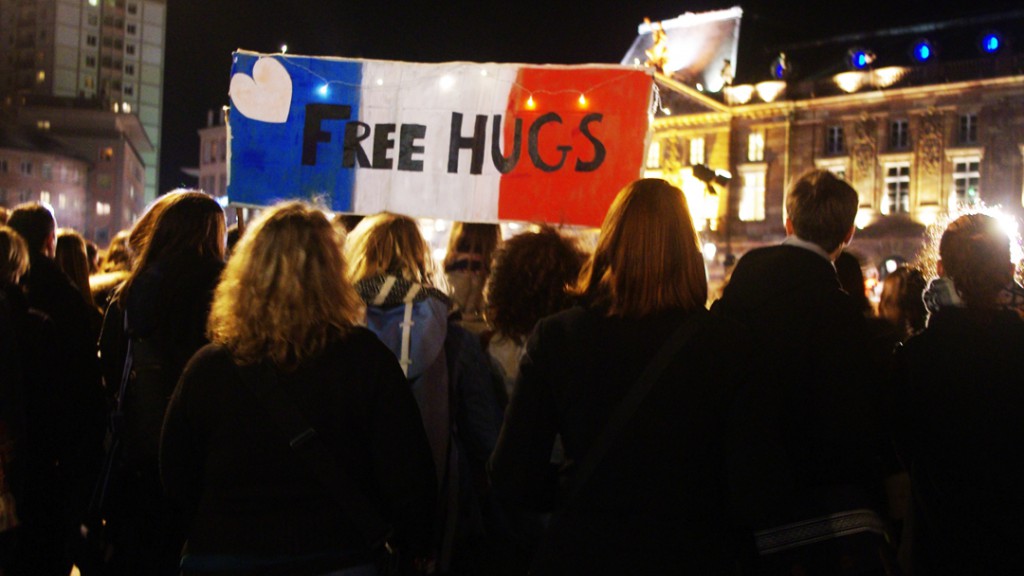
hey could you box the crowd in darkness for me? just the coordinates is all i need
[0,169,1022,576]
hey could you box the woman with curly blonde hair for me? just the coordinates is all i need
[161,202,435,576]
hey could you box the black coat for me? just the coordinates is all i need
[712,245,887,526]
[160,332,437,575]
[489,305,753,574]
[891,307,1024,573]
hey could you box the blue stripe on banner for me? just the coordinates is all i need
[228,53,362,212]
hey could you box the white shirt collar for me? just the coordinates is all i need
[782,235,834,264]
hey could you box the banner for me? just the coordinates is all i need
[227,50,654,227]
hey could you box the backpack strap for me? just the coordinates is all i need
[398,284,422,377]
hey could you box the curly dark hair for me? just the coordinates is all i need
[484,226,587,343]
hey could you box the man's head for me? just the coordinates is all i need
[7,202,57,258]
[784,169,859,255]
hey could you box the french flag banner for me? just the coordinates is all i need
[227,50,655,227]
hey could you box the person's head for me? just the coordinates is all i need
[85,240,99,274]
[100,230,132,273]
[7,202,57,258]
[485,226,587,342]
[116,191,225,303]
[785,169,859,255]
[0,207,9,226]
[444,222,502,272]
[208,201,362,369]
[345,212,437,285]
[129,189,191,262]
[575,178,707,317]
[55,228,95,308]
[878,266,927,339]
[835,251,871,315]
[0,226,30,285]
[938,213,1013,310]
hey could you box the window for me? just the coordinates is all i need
[959,114,978,144]
[35,70,45,83]
[97,174,112,189]
[125,63,134,75]
[747,131,765,162]
[88,14,98,26]
[96,201,111,215]
[36,120,50,130]
[84,76,94,89]
[123,84,133,96]
[19,161,31,176]
[58,193,66,209]
[125,43,135,56]
[739,171,766,221]
[0,159,6,173]
[19,190,30,203]
[86,55,96,67]
[127,2,138,15]
[883,163,910,215]
[86,34,97,47]
[826,125,845,155]
[890,120,909,150]
[952,158,980,208]
[39,191,50,204]
[646,141,661,169]
[126,23,136,35]
[41,163,52,180]
[689,137,705,166]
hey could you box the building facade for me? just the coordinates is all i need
[0,121,89,231]
[649,56,1024,281]
[0,0,166,204]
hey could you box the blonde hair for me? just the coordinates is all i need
[0,226,29,285]
[345,212,438,286]
[208,201,362,369]
[575,178,707,317]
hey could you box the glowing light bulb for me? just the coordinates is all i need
[280,44,288,54]
[439,75,456,91]
[376,78,384,86]
[318,84,329,97]
[578,93,587,107]
[480,69,488,77]
[526,95,536,110]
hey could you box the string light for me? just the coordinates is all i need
[526,95,536,110]
[578,93,587,107]
[318,84,329,97]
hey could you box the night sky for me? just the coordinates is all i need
[159,0,1020,194]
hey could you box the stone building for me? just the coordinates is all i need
[646,12,1024,285]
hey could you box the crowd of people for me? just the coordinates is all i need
[0,168,1022,576]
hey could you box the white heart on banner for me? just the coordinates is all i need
[229,57,292,123]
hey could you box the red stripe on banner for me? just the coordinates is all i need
[496,67,652,228]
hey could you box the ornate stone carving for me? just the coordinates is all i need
[917,113,943,174]
[852,117,876,175]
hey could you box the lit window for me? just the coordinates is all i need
[883,163,911,215]
[58,193,66,209]
[36,120,50,130]
[739,171,766,221]
[96,202,111,215]
[84,76,94,89]
[689,137,705,166]
[39,191,50,204]
[646,141,661,169]
[952,158,981,209]
[959,114,978,144]
[747,131,765,162]
[890,120,909,150]
[826,125,845,155]
[36,70,45,83]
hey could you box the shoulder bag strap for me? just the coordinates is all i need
[531,309,708,573]
[240,362,393,551]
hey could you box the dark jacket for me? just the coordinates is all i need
[160,331,437,575]
[489,305,752,575]
[891,307,1024,573]
[712,245,887,526]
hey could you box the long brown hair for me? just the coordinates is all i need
[0,226,29,285]
[114,191,225,305]
[55,228,95,308]
[443,222,502,272]
[575,178,707,317]
[208,201,362,368]
[345,212,438,286]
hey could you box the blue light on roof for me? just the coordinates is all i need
[982,33,1001,53]
[851,50,869,69]
[913,40,933,62]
